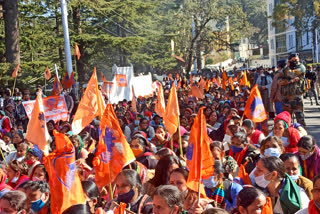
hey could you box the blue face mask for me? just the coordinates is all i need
[290,174,300,182]
[203,176,218,189]
[249,167,256,185]
[231,145,243,154]
[31,195,46,212]
[264,148,281,158]
[117,188,135,204]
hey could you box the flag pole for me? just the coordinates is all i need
[0,147,8,167]
[178,118,183,157]
[74,54,79,99]
[12,77,17,98]
[44,78,47,96]
[171,137,174,151]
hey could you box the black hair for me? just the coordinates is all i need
[279,153,299,163]
[214,160,225,175]
[81,180,102,208]
[62,204,91,214]
[236,187,265,210]
[150,155,182,187]
[2,190,27,211]
[242,119,254,129]
[313,174,320,185]
[25,180,50,194]
[202,207,229,214]
[297,135,316,151]
[155,148,173,158]
[170,168,189,181]
[210,141,224,152]
[260,156,286,179]
[116,169,142,193]
[232,130,247,144]
[153,185,183,210]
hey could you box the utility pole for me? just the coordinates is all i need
[192,19,197,74]
[60,0,73,77]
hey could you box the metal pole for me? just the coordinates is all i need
[316,28,319,63]
[192,19,197,74]
[60,0,73,77]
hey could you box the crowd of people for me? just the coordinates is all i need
[0,53,319,214]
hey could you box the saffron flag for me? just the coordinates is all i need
[155,84,166,118]
[190,85,204,99]
[238,164,251,185]
[52,75,63,96]
[114,202,127,214]
[92,104,135,187]
[262,197,273,214]
[240,71,250,88]
[75,43,81,60]
[163,82,180,136]
[186,107,214,197]
[243,84,268,123]
[44,130,86,214]
[12,64,20,78]
[222,69,228,90]
[71,68,106,135]
[61,72,76,89]
[44,66,52,80]
[25,92,50,155]
[102,81,114,94]
[101,72,108,82]
[116,74,128,87]
[131,86,137,113]
[229,77,235,91]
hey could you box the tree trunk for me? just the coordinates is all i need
[3,0,20,65]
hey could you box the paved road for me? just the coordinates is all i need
[303,98,320,145]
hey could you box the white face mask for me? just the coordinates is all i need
[281,137,289,147]
[264,148,281,158]
[11,176,19,183]
[290,174,300,182]
[249,167,257,185]
[254,173,271,188]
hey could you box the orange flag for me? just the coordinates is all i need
[61,72,76,89]
[75,43,81,60]
[229,77,235,91]
[186,107,214,197]
[155,84,165,117]
[44,66,52,80]
[190,85,204,99]
[163,82,180,136]
[101,72,108,82]
[131,86,137,113]
[262,197,273,214]
[243,84,268,123]
[25,92,50,155]
[12,64,20,78]
[71,68,106,135]
[240,70,250,88]
[114,202,127,214]
[52,75,63,96]
[44,130,86,214]
[93,104,135,187]
[222,69,228,90]
[238,164,251,185]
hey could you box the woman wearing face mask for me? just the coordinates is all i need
[105,169,153,214]
[142,155,181,196]
[269,111,301,153]
[280,153,313,200]
[130,132,157,169]
[231,187,271,214]
[30,164,49,182]
[203,160,243,211]
[260,136,284,158]
[210,141,238,180]
[4,142,28,165]
[297,135,320,180]
[253,156,309,213]
[7,160,29,189]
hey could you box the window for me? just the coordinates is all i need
[289,35,294,49]
[276,35,287,53]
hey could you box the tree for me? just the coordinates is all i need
[3,0,20,64]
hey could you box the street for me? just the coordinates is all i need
[304,98,320,145]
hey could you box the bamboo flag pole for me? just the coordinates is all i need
[12,77,17,98]
[178,118,183,156]
[74,55,79,99]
